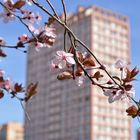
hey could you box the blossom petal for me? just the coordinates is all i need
[66,56,75,65]
[51,57,61,65]
[108,93,122,103]
[56,51,65,57]
[115,59,127,69]
[58,60,66,69]
[103,90,112,96]
[65,53,73,57]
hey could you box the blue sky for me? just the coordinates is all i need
[0,0,140,139]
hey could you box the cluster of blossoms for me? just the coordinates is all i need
[0,0,140,120]
[50,49,140,117]
[103,60,136,103]
[0,0,56,52]
[0,70,11,93]
[0,0,54,104]
[51,50,137,104]
[0,69,38,102]
[0,0,33,23]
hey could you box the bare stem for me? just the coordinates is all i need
[61,0,67,52]
[20,101,31,121]
[45,0,59,19]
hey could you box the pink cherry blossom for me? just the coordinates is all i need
[3,0,14,9]
[104,87,135,103]
[35,12,42,24]
[29,41,44,51]
[103,89,123,103]
[18,34,29,42]
[50,62,57,70]
[52,51,75,69]
[56,51,75,64]
[0,10,15,23]
[4,78,12,91]
[23,11,35,23]
[115,59,127,69]
[37,26,56,47]
[28,26,56,51]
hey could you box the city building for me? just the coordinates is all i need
[137,129,140,140]
[25,6,131,140]
[0,122,24,140]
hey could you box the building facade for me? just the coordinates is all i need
[0,122,24,140]
[25,6,131,140]
[137,129,140,140]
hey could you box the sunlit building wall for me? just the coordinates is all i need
[0,122,24,140]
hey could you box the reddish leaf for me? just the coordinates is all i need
[82,57,96,67]
[0,77,4,82]
[91,71,103,81]
[123,68,132,82]
[14,83,24,93]
[130,67,139,78]
[77,52,84,63]
[47,17,55,26]
[57,71,73,80]
[0,49,7,57]
[75,67,83,76]
[25,82,38,102]
[124,84,132,91]
[13,0,26,9]
[126,105,139,118]
[0,90,4,99]
[123,67,139,82]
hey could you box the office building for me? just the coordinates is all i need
[0,122,24,140]
[25,6,131,140]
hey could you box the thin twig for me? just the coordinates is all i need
[61,0,67,51]
[45,0,59,19]
[20,100,31,121]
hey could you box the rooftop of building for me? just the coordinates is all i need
[60,5,128,23]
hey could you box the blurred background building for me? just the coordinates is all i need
[25,6,131,140]
[0,122,24,140]
[137,129,140,140]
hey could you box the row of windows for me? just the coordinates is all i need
[93,34,128,46]
[94,135,129,140]
[93,125,130,136]
[93,115,129,127]
[93,23,128,35]
[93,50,129,63]
[93,18,128,31]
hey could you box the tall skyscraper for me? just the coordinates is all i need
[25,6,131,140]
